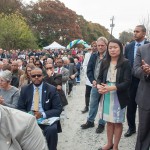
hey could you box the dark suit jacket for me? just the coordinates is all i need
[97,59,132,109]
[44,73,62,87]
[87,52,105,84]
[0,53,6,59]
[44,73,68,106]
[18,82,62,131]
[124,40,149,68]
[124,40,149,90]
[134,43,150,110]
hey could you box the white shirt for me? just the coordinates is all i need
[83,52,92,86]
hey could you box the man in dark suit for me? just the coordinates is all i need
[44,63,68,107]
[124,25,149,137]
[134,43,150,150]
[18,67,62,150]
[0,48,6,59]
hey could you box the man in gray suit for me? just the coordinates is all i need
[0,105,48,150]
[134,43,150,150]
[63,57,77,96]
[55,58,69,95]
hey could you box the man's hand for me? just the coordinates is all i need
[46,69,53,77]
[141,60,150,75]
[92,80,97,87]
[57,85,62,90]
[33,111,42,119]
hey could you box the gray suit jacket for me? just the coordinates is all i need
[0,106,48,150]
[55,67,69,84]
[67,63,77,84]
[134,43,150,110]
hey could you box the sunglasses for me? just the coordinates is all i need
[46,67,53,70]
[35,64,40,66]
[31,74,42,78]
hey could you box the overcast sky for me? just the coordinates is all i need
[24,0,150,38]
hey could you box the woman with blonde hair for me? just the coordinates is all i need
[19,63,35,88]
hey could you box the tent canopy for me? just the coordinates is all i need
[43,41,65,50]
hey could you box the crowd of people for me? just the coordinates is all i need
[0,24,150,150]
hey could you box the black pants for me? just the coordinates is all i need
[135,108,150,150]
[68,82,73,95]
[40,123,58,150]
[127,77,139,130]
[85,85,92,107]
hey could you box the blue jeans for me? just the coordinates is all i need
[87,87,105,126]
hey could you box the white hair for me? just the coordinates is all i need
[0,70,12,82]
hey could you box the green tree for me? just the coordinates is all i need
[0,13,37,49]
[24,0,111,47]
[119,31,133,44]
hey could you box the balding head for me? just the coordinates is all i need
[11,61,18,71]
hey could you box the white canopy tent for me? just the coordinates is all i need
[43,41,65,50]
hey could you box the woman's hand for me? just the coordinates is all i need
[97,83,117,94]
[0,96,4,104]
[97,83,107,94]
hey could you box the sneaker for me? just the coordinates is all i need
[96,124,105,133]
[81,121,94,129]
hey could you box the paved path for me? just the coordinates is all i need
[58,75,137,150]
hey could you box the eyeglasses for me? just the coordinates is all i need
[46,67,53,70]
[31,74,42,78]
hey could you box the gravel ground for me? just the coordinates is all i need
[57,75,137,150]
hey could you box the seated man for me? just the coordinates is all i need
[44,63,68,107]
[0,105,48,150]
[18,67,62,150]
[55,58,69,96]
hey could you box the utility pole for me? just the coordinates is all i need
[110,16,115,39]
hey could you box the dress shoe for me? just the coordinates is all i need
[81,107,89,113]
[81,121,94,129]
[96,124,105,133]
[124,129,136,137]
[98,145,113,150]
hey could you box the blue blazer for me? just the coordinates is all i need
[18,82,62,118]
[124,40,149,68]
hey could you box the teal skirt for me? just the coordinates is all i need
[101,82,126,123]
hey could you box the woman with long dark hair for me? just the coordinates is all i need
[97,39,132,150]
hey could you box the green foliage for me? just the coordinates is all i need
[0,13,38,49]
[119,31,133,44]
[0,0,112,48]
